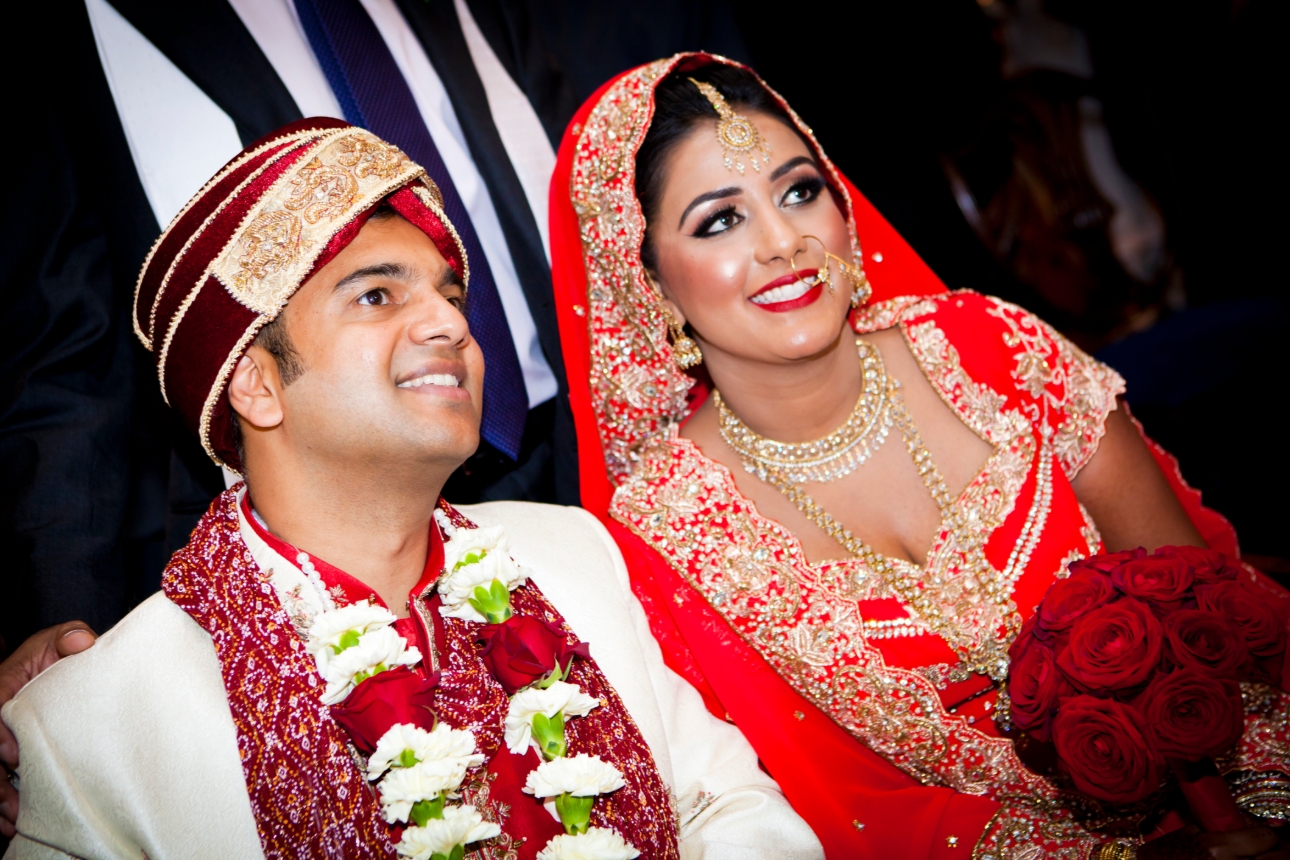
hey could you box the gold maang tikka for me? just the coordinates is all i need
[688,78,772,175]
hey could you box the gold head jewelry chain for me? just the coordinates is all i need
[715,338,1019,680]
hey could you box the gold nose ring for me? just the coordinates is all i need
[800,235,872,309]
[791,237,834,294]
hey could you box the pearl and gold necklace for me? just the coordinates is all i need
[714,338,897,484]
[714,338,1019,680]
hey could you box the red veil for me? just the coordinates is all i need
[547,54,1253,857]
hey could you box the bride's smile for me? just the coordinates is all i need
[748,269,823,311]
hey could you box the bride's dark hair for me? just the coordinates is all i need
[635,64,803,270]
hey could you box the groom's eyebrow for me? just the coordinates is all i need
[333,262,417,292]
[438,266,465,290]
[678,187,739,228]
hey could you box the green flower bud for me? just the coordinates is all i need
[555,792,595,835]
[531,710,567,760]
[467,578,514,624]
[410,792,445,827]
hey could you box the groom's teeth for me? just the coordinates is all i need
[751,278,815,305]
[398,373,460,389]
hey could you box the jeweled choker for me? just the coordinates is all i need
[714,338,895,484]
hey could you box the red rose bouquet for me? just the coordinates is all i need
[1007,546,1287,831]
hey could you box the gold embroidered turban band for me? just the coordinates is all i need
[133,118,467,473]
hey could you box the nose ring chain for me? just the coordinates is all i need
[792,236,872,308]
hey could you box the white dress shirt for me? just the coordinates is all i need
[84,0,558,409]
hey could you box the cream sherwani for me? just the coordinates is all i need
[2,501,822,860]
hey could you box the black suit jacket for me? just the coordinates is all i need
[0,0,579,651]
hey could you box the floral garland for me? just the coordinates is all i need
[434,511,642,860]
[290,512,641,860]
[303,599,498,859]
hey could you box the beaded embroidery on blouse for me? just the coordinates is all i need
[611,293,1136,856]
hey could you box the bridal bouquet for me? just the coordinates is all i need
[1006,546,1287,831]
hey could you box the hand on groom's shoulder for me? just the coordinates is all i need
[0,622,96,839]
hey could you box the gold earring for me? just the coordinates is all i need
[667,312,704,369]
[645,272,703,369]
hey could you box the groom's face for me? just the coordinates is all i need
[245,212,484,473]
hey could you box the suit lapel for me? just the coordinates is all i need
[105,0,302,145]
[393,0,565,383]
[462,0,577,146]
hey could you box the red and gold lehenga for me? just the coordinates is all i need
[549,53,1290,859]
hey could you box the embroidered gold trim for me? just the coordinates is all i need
[608,295,1145,852]
[153,132,344,389]
[198,314,270,472]
[211,130,423,315]
[156,273,211,407]
[411,180,470,291]
[135,129,323,350]
[983,300,1125,479]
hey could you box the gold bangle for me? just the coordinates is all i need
[1096,842,1137,860]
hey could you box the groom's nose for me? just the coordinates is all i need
[407,288,472,351]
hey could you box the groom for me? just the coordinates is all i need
[0,120,819,859]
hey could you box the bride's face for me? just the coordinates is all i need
[646,110,854,365]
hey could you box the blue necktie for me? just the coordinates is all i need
[293,0,528,459]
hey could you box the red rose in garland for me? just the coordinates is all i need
[476,615,592,694]
[1162,610,1252,680]
[330,665,440,752]
[1037,569,1117,638]
[1111,555,1194,611]
[1051,696,1162,804]
[1057,599,1162,694]
[1139,669,1244,760]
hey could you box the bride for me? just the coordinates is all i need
[548,54,1290,858]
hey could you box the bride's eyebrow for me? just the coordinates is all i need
[678,186,739,228]
[769,155,818,182]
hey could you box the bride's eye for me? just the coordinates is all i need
[356,288,390,306]
[782,177,825,207]
[693,207,743,237]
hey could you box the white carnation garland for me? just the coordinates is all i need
[287,514,640,860]
[301,588,497,858]
[434,512,641,860]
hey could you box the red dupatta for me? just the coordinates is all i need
[547,53,1265,858]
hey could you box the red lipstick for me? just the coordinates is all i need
[748,268,824,313]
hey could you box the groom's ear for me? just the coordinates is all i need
[228,344,287,433]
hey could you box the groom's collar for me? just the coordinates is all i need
[237,486,445,617]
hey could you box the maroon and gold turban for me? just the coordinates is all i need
[133,118,468,473]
